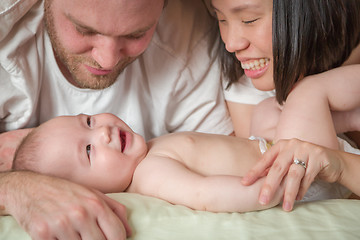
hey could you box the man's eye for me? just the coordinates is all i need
[86,144,91,159]
[126,33,145,40]
[75,26,95,36]
[86,116,92,127]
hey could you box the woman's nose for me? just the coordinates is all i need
[224,27,250,53]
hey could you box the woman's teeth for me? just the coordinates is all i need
[241,58,269,71]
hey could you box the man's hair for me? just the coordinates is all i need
[12,129,42,172]
[220,0,360,103]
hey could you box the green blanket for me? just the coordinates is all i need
[1,193,360,239]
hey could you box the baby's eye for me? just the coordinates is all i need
[86,116,92,127]
[86,144,91,160]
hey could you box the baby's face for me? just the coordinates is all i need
[37,113,147,193]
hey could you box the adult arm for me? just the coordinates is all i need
[243,65,360,211]
[226,101,255,138]
[0,171,131,240]
[0,129,33,171]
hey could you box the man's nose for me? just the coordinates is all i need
[91,36,123,69]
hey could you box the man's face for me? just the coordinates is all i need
[44,0,164,89]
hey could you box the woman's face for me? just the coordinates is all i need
[212,0,274,91]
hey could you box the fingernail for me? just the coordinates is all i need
[259,192,269,205]
[296,194,303,201]
[241,176,249,184]
[283,201,292,211]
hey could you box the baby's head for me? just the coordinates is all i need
[13,113,148,193]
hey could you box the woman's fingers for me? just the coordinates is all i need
[296,155,319,201]
[257,143,296,205]
[242,143,282,185]
[282,160,307,211]
[243,138,341,211]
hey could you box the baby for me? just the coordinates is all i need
[13,65,360,213]
[13,113,283,213]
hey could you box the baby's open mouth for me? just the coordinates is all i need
[120,130,126,152]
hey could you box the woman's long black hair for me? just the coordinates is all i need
[273,0,360,103]
[220,0,360,103]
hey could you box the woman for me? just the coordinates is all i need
[211,0,360,211]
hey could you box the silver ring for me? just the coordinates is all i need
[293,158,306,169]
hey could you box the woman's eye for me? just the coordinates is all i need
[86,144,91,160]
[86,116,92,127]
[243,18,259,24]
[214,14,226,24]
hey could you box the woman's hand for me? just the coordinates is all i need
[241,138,344,211]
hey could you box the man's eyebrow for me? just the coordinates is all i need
[67,14,100,34]
[66,14,155,37]
[128,23,155,36]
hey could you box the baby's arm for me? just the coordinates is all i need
[129,156,283,213]
[275,64,360,149]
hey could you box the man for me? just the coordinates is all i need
[0,0,233,239]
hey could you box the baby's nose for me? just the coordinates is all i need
[99,126,111,143]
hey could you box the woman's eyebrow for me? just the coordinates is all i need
[211,3,261,14]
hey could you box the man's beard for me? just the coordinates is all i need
[44,0,135,89]
[57,53,134,89]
